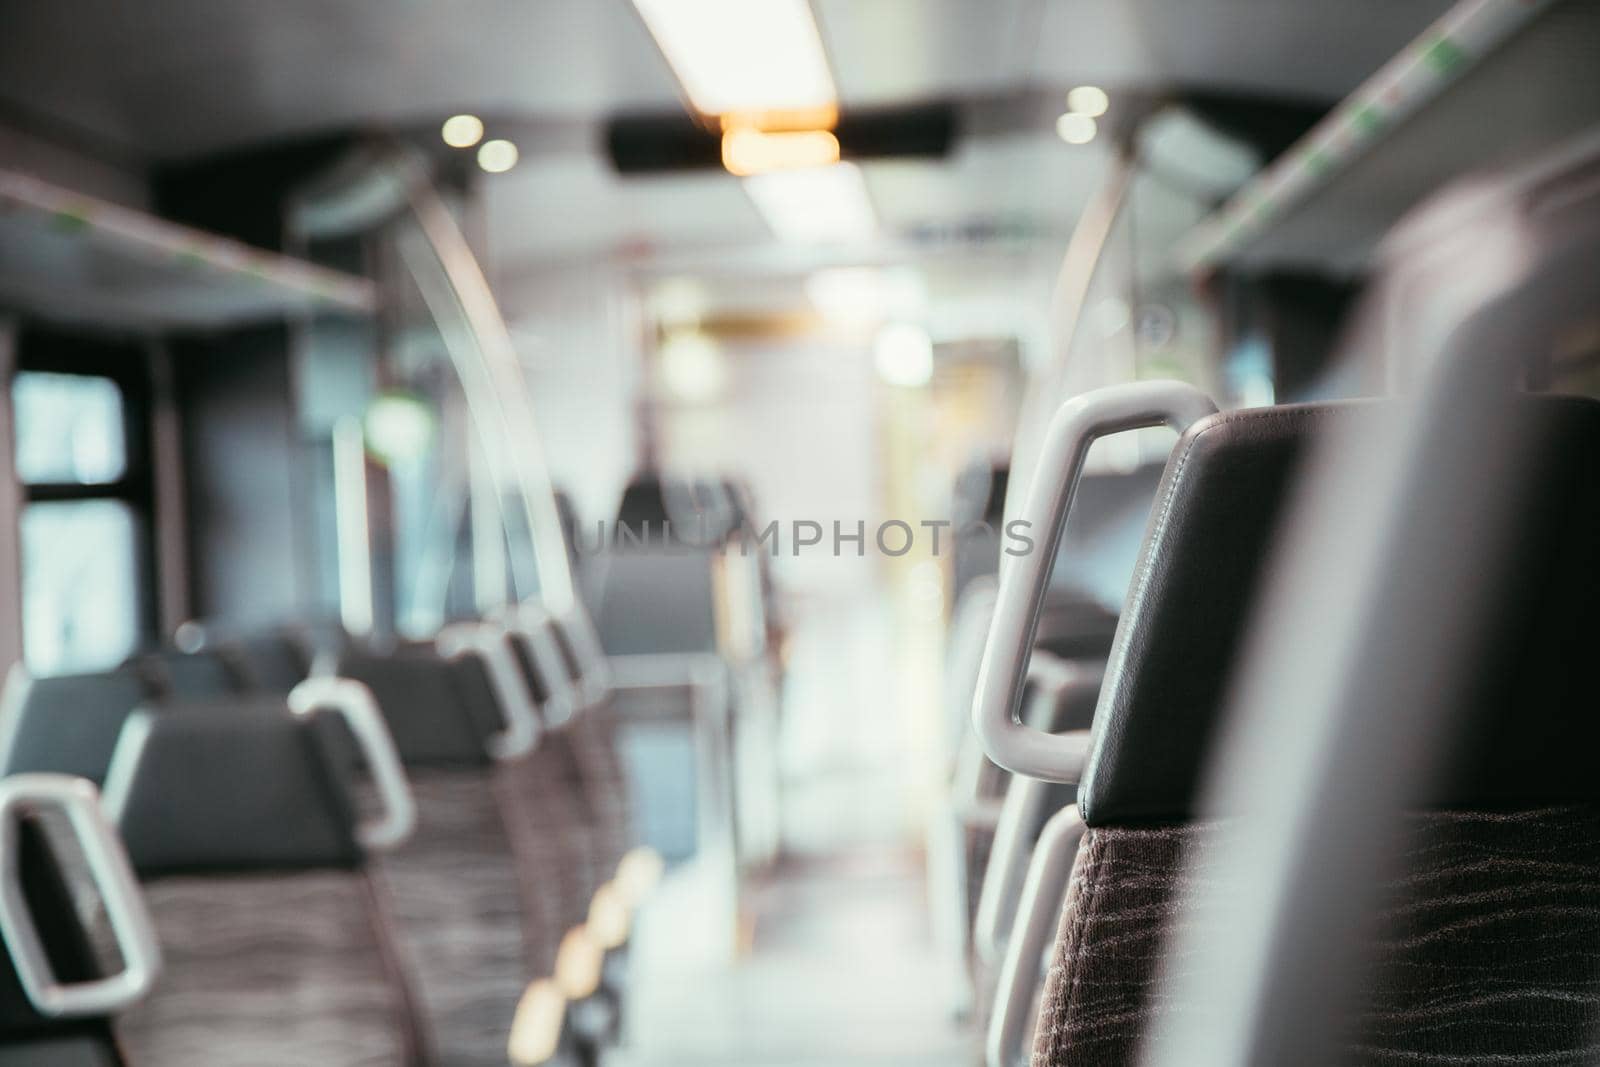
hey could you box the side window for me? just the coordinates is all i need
[12,370,144,675]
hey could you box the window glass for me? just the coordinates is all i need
[21,500,139,674]
[13,371,127,485]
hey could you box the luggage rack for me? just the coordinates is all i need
[0,167,375,331]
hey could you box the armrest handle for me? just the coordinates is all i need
[974,381,1215,781]
[438,623,542,760]
[289,677,416,852]
[0,773,161,1018]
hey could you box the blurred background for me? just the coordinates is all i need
[2,2,1596,1065]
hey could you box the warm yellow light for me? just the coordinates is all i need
[720,105,839,134]
[722,127,840,177]
[441,114,485,148]
[1056,113,1097,145]
[506,979,566,1065]
[615,846,666,907]
[1066,86,1110,118]
[553,926,604,999]
[477,139,520,174]
[587,883,632,949]
[631,0,836,117]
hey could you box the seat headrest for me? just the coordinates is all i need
[127,649,243,698]
[103,709,362,877]
[335,650,496,766]
[224,632,310,692]
[1079,396,1600,827]
[0,669,153,784]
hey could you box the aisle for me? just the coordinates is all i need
[611,849,978,1067]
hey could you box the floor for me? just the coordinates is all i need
[613,848,978,1067]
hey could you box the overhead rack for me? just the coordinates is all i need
[0,167,376,332]
[1176,0,1598,276]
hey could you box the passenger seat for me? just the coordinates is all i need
[990,392,1600,1065]
[101,701,427,1066]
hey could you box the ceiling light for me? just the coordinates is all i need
[441,114,485,148]
[722,127,840,177]
[874,322,934,387]
[1056,113,1097,145]
[1066,86,1110,118]
[660,330,727,403]
[477,139,519,173]
[631,0,836,117]
[744,163,876,244]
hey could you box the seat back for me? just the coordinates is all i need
[101,708,427,1067]
[124,649,243,699]
[0,669,154,785]
[1033,397,1600,1066]
[336,639,556,1063]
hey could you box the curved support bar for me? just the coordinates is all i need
[986,805,1087,1067]
[553,606,612,710]
[288,677,417,852]
[503,603,582,728]
[973,657,1103,964]
[0,773,162,1017]
[438,622,542,760]
[973,381,1216,781]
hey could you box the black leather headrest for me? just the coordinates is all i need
[0,670,154,784]
[334,649,497,767]
[1079,396,1600,827]
[104,709,362,876]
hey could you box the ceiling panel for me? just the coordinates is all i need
[863,131,1107,238]
[483,152,769,270]
[814,0,1042,106]
[1031,0,1458,101]
[0,0,683,161]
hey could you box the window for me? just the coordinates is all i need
[12,367,147,675]
[20,500,140,675]
[13,372,127,485]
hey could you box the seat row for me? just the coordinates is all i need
[0,601,659,1066]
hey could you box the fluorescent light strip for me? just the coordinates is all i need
[743,163,876,244]
[632,0,836,117]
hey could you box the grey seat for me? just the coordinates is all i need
[0,668,154,785]
[1027,397,1600,1066]
[102,707,427,1067]
[334,636,560,1061]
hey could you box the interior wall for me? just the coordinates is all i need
[502,263,640,525]
[175,326,305,628]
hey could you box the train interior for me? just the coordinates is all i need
[0,1,1597,1064]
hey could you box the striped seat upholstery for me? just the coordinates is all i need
[1034,809,1600,1066]
[120,870,417,1067]
[340,644,562,1061]
[104,708,427,1067]
[1030,397,1600,1066]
